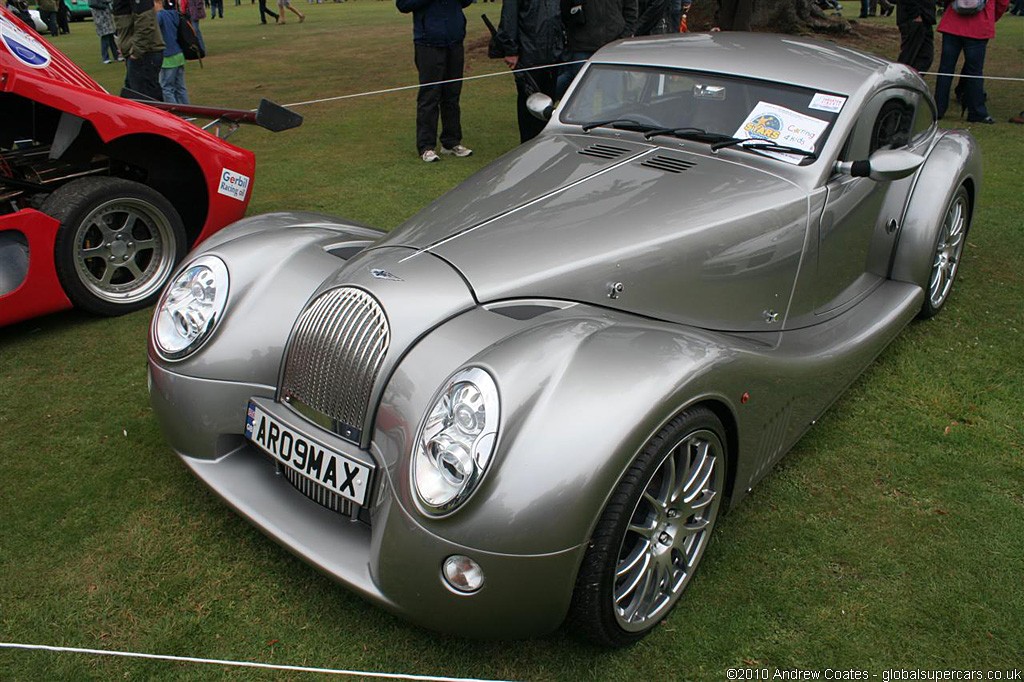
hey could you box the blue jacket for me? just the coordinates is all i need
[157,9,183,58]
[396,0,470,47]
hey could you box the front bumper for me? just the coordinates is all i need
[149,360,583,638]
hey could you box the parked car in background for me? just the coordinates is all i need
[149,33,980,646]
[64,0,93,20]
[0,6,300,327]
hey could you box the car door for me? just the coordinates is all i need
[815,87,935,315]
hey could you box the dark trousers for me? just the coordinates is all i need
[897,20,934,72]
[516,65,558,144]
[39,9,58,37]
[100,33,119,61]
[414,42,464,153]
[210,0,223,16]
[124,50,164,101]
[258,0,278,22]
[717,0,752,30]
[934,33,989,120]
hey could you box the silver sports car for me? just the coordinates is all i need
[148,33,980,646]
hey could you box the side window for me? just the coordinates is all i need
[910,94,936,143]
[870,98,915,153]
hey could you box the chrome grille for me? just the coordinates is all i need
[281,465,354,516]
[281,287,390,442]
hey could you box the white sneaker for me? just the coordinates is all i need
[441,144,473,158]
[421,149,440,163]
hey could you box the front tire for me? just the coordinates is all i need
[571,406,727,647]
[45,177,187,317]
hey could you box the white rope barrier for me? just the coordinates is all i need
[0,642,522,681]
[280,64,1023,110]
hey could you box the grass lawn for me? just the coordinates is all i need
[1,4,1023,680]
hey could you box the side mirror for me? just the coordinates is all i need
[526,92,554,122]
[834,149,924,182]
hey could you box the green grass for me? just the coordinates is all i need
[1,6,1023,680]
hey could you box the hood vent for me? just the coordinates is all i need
[641,155,696,174]
[578,143,631,160]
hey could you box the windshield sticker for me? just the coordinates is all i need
[809,93,847,113]
[734,102,829,154]
[218,168,250,201]
[0,13,51,69]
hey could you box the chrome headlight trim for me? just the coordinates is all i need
[152,255,229,361]
[411,367,500,517]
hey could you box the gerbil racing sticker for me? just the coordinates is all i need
[0,13,51,69]
[733,101,830,164]
[218,169,250,201]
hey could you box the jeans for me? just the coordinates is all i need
[210,0,223,17]
[934,33,989,120]
[124,50,164,101]
[159,66,189,104]
[100,33,118,62]
[557,50,592,99]
[414,43,464,154]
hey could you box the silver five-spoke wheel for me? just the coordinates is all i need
[73,197,176,304]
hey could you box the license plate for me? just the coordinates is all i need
[245,401,371,506]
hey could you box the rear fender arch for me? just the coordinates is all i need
[891,130,981,288]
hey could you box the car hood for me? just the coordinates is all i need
[379,134,810,332]
[1,7,104,92]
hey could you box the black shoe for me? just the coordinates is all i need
[967,116,996,124]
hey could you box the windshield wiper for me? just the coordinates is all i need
[643,127,721,141]
[580,118,654,133]
[710,137,817,158]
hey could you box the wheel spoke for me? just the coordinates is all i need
[680,516,710,535]
[80,245,107,259]
[99,263,116,285]
[616,539,651,578]
[628,516,657,539]
[124,259,144,281]
[118,213,139,234]
[688,488,717,510]
[134,238,157,253]
[682,454,715,506]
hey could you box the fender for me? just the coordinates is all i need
[891,130,981,288]
[151,213,384,384]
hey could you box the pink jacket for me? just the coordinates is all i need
[937,0,1009,39]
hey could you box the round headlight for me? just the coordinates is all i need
[153,255,229,360]
[412,367,500,516]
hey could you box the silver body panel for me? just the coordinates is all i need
[149,34,981,637]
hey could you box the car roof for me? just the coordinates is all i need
[591,32,891,97]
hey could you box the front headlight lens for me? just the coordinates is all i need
[412,367,500,516]
[153,255,229,360]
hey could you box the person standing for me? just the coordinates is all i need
[560,0,636,90]
[37,0,59,37]
[275,0,304,23]
[90,0,121,63]
[56,0,71,33]
[155,0,189,102]
[397,0,473,162]
[186,0,205,53]
[494,0,564,143]
[933,0,1010,124]
[210,0,223,17]
[113,0,165,101]
[896,0,936,72]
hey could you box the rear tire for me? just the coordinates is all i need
[918,185,970,320]
[44,177,187,317]
[570,406,727,647]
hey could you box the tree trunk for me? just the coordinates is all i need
[687,0,852,34]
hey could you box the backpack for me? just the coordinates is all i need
[176,9,205,61]
[951,0,985,14]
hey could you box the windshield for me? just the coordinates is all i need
[560,65,846,163]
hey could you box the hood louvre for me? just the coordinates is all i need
[640,155,696,174]
[578,143,631,160]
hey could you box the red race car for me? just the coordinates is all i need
[0,6,299,326]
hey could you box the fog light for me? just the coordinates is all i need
[442,555,484,594]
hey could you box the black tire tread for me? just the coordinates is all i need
[43,176,186,317]
[569,405,725,648]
